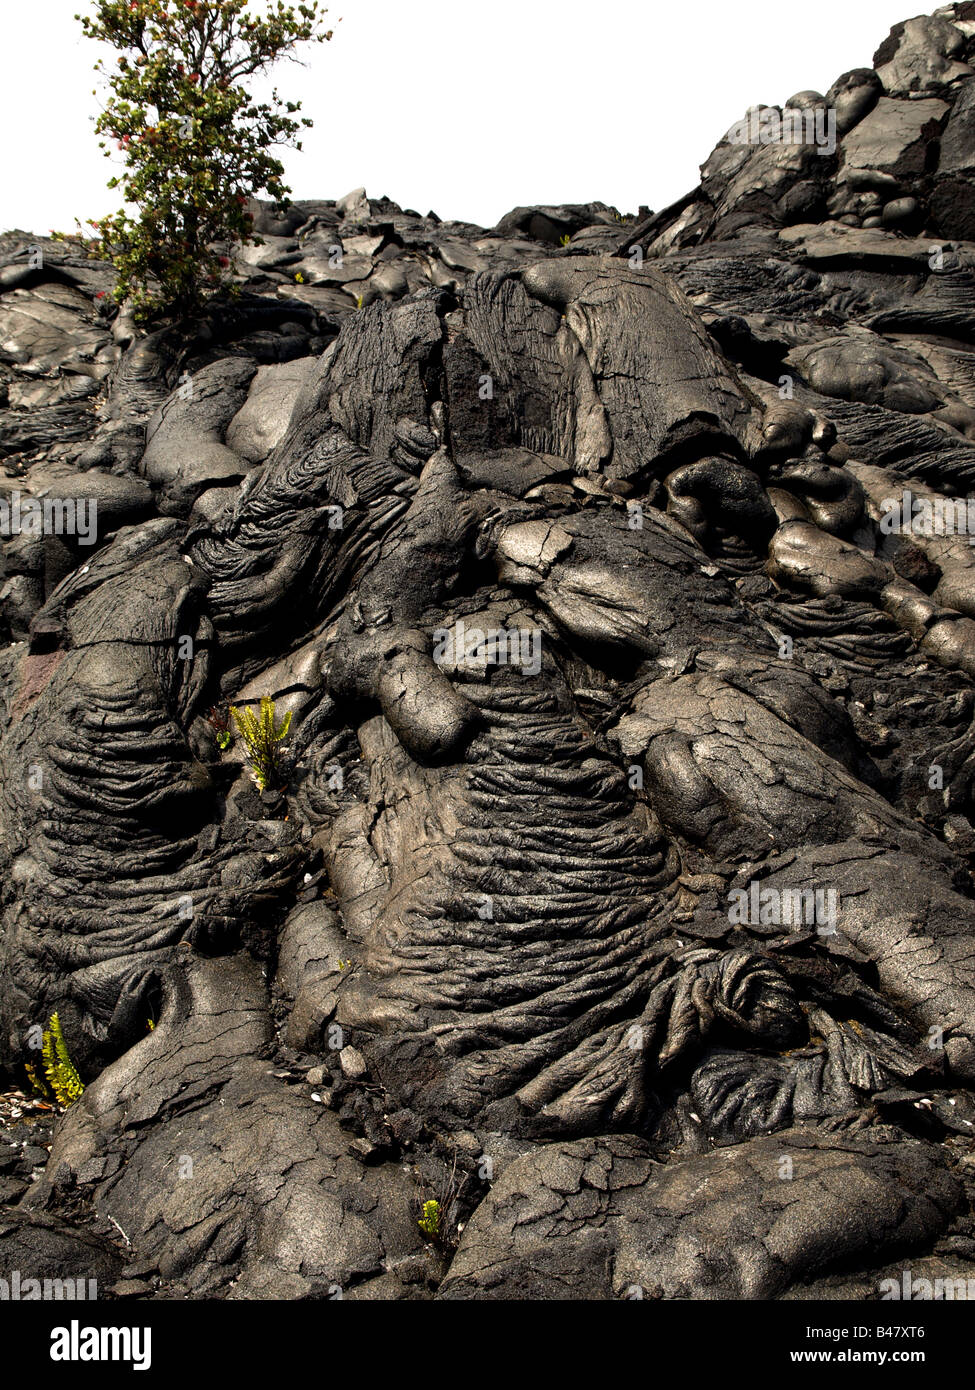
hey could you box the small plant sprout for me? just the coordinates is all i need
[418,1199,441,1239]
[559,232,571,246]
[206,704,232,750]
[413,1152,470,1248]
[229,696,293,791]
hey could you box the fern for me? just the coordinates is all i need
[24,1062,48,1098]
[229,696,293,792]
[41,1013,85,1107]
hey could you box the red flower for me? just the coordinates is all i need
[217,255,230,267]
[95,291,107,299]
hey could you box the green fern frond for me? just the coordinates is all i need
[418,1199,441,1239]
[24,1062,49,1099]
[41,1013,85,1108]
[229,696,292,791]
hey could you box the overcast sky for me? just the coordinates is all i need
[2,0,929,234]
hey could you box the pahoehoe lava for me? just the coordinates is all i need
[4,5,975,1301]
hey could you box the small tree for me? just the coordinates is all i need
[78,0,334,321]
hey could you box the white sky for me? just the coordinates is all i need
[1,0,931,234]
